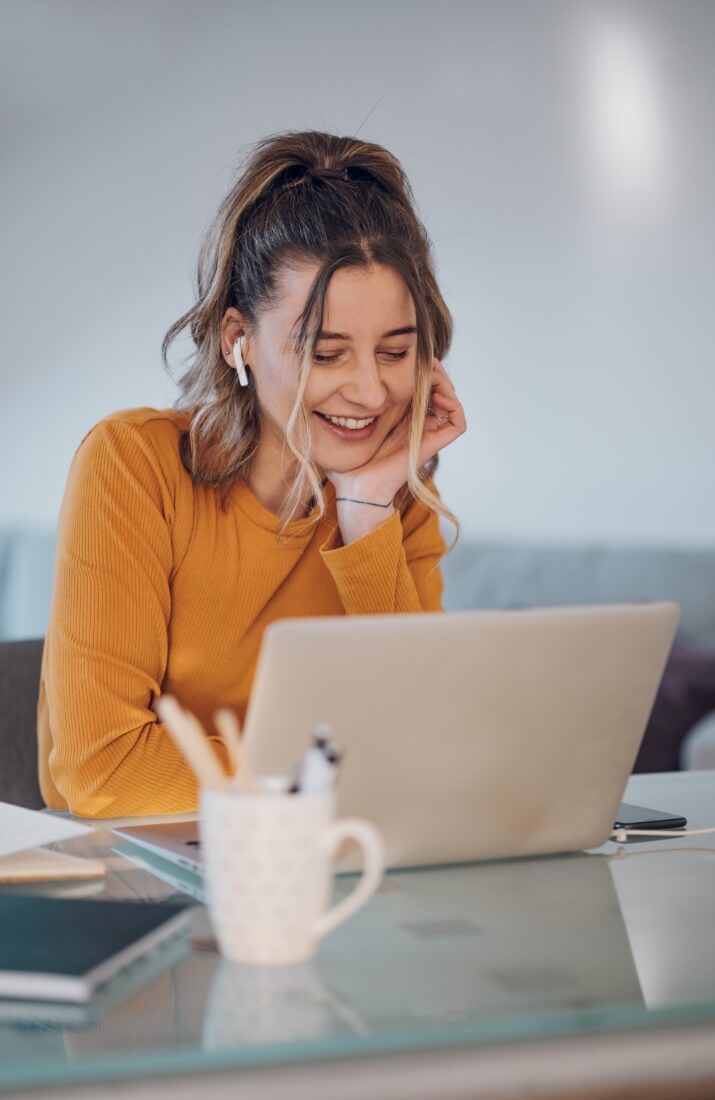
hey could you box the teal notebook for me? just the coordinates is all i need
[0,895,194,1003]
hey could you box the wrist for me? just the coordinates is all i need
[335,499,397,545]
[331,475,398,503]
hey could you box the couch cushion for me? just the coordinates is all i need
[0,531,56,642]
[636,643,715,772]
[441,540,715,650]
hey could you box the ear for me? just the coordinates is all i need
[220,308,252,368]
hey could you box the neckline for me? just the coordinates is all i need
[172,408,336,541]
[233,477,337,541]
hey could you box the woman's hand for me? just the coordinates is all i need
[325,358,466,543]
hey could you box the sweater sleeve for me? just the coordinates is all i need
[319,487,448,614]
[43,418,227,817]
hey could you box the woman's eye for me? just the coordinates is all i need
[313,350,409,364]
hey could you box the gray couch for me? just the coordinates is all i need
[441,539,715,650]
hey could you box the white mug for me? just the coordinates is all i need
[200,783,384,965]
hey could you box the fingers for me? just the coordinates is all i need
[430,357,456,395]
[426,360,454,413]
[428,393,462,421]
[419,363,467,465]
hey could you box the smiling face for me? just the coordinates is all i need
[223,261,418,487]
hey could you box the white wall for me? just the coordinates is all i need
[2,0,713,544]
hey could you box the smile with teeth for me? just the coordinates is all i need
[318,413,377,430]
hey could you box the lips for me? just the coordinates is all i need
[313,411,380,441]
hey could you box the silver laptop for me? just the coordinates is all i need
[114,602,679,871]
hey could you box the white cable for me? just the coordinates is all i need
[611,825,715,843]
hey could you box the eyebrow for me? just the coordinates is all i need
[316,326,417,341]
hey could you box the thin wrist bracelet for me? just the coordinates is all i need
[335,496,394,509]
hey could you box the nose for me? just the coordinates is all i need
[341,355,388,411]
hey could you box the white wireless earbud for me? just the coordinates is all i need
[232,337,249,388]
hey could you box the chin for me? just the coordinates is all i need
[312,444,380,474]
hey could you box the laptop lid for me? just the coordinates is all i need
[241,603,679,868]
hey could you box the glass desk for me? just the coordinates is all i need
[2,771,715,1100]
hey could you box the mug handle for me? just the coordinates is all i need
[313,818,385,940]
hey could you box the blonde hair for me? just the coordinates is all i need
[162,129,459,541]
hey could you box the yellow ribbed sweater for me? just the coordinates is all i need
[37,407,447,818]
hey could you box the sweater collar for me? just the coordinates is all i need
[233,477,337,542]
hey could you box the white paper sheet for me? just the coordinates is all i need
[0,802,94,858]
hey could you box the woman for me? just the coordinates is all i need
[37,130,467,817]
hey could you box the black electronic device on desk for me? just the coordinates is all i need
[615,802,688,831]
